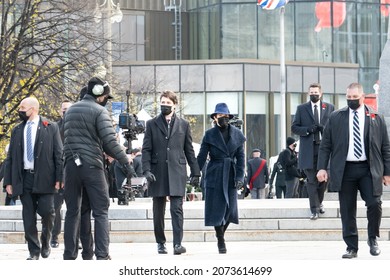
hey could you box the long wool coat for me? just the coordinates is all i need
[142,113,200,197]
[197,125,246,226]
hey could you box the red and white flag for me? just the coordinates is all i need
[257,0,289,10]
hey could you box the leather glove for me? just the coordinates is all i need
[317,124,324,133]
[235,180,244,189]
[307,125,318,134]
[190,176,200,187]
[144,171,156,183]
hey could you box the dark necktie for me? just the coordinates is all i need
[313,105,320,144]
[167,119,171,137]
[353,111,362,159]
[26,121,34,162]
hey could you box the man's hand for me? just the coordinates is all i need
[123,163,136,178]
[5,185,12,196]
[235,180,244,189]
[316,169,328,182]
[383,175,390,186]
[190,176,200,187]
[307,125,318,134]
[144,171,156,183]
[317,124,324,133]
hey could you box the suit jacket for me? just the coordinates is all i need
[3,117,63,196]
[142,113,200,197]
[317,105,390,195]
[292,101,335,169]
[247,157,268,189]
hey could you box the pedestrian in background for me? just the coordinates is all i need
[51,100,73,248]
[247,149,268,199]
[197,103,246,254]
[292,82,335,220]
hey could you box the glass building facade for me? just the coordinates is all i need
[112,0,384,158]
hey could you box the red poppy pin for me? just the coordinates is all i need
[366,111,376,120]
[371,113,376,120]
[322,103,326,109]
[42,121,49,127]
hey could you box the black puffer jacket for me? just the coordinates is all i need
[63,95,128,169]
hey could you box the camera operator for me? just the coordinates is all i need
[62,77,133,260]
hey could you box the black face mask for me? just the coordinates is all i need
[217,117,230,129]
[310,95,320,103]
[347,99,360,110]
[18,111,29,122]
[98,96,109,107]
[161,105,173,116]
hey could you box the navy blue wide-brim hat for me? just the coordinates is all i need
[210,103,234,119]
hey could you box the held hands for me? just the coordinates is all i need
[189,176,200,187]
[235,180,244,189]
[144,171,156,183]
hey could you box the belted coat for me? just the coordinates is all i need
[197,125,246,226]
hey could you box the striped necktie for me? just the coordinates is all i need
[26,121,34,162]
[353,111,362,159]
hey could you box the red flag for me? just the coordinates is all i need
[315,1,346,32]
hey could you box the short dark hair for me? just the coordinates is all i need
[160,90,178,104]
[308,83,322,92]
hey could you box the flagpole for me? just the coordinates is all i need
[280,6,286,152]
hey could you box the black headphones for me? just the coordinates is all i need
[92,81,109,96]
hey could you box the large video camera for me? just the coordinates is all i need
[229,116,243,129]
[118,112,145,134]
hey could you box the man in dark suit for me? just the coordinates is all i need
[247,149,268,199]
[51,100,72,248]
[142,90,200,255]
[317,82,390,259]
[3,97,63,260]
[292,83,335,220]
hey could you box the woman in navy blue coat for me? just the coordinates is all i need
[197,103,246,254]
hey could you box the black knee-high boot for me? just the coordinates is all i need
[214,225,227,254]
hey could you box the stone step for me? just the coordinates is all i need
[1,199,390,243]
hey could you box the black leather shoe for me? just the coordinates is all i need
[342,249,357,259]
[50,241,59,248]
[26,255,39,260]
[310,213,319,220]
[173,244,186,255]
[368,238,381,256]
[157,243,168,254]
[41,245,51,258]
[319,205,325,214]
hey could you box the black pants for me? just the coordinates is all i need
[51,190,64,242]
[304,144,326,214]
[153,196,183,246]
[20,172,55,257]
[340,161,382,252]
[63,160,109,260]
[275,185,286,199]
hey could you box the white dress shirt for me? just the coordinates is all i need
[23,116,39,170]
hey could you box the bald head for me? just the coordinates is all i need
[19,97,39,121]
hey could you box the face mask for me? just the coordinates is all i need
[161,105,173,116]
[98,96,109,107]
[217,117,230,128]
[18,111,29,122]
[310,95,320,103]
[347,99,360,110]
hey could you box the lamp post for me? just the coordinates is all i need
[93,0,123,81]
